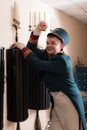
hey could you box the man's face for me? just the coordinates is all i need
[46,36,63,55]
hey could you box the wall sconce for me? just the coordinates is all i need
[12,1,20,42]
[29,12,46,31]
[28,12,57,32]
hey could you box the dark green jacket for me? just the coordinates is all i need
[26,39,87,130]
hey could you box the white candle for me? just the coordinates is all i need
[50,17,53,31]
[39,12,40,22]
[13,2,19,22]
[34,12,36,25]
[29,12,31,25]
[44,12,46,21]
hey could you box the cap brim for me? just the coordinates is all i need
[47,33,64,43]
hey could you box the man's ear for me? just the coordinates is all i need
[60,43,64,49]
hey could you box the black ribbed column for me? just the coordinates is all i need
[6,48,28,130]
[6,48,50,130]
[0,48,4,130]
[28,65,50,130]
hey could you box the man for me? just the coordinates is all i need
[11,21,87,130]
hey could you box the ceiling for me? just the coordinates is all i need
[41,0,87,26]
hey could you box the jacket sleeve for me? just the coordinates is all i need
[26,31,45,59]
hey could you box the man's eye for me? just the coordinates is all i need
[46,42,49,45]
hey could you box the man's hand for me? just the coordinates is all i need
[36,21,48,31]
[10,42,25,50]
[33,21,48,35]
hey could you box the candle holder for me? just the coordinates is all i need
[28,12,45,31]
[12,19,20,42]
[29,25,32,31]
[50,29,53,32]
[29,25,36,31]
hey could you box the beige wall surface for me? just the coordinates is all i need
[0,0,87,130]
[55,10,87,66]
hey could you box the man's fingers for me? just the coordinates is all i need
[10,44,17,48]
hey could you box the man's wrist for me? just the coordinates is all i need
[33,28,41,35]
